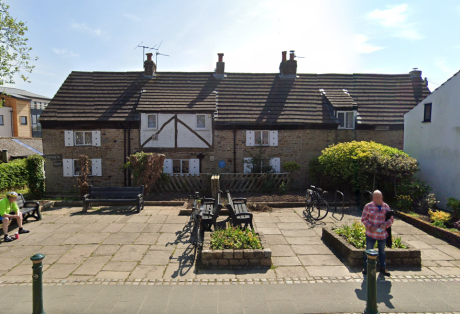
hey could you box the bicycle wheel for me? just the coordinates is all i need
[310,198,330,220]
[304,191,313,216]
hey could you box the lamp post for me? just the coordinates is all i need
[364,249,379,314]
[30,253,46,314]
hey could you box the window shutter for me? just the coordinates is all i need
[269,131,278,146]
[64,131,74,146]
[189,159,200,174]
[163,159,173,174]
[63,159,73,177]
[270,157,281,173]
[92,131,101,147]
[246,130,255,146]
[243,157,251,173]
[91,159,102,176]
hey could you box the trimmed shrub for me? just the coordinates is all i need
[211,227,262,250]
[124,152,165,195]
[311,141,419,196]
[25,155,45,199]
[0,159,28,192]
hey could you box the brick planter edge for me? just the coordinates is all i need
[201,232,272,268]
[322,227,421,267]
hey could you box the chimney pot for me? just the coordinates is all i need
[146,53,153,61]
[218,53,224,62]
[410,68,423,101]
[282,51,287,62]
[215,53,225,78]
[289,50,295,61]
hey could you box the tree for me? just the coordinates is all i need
[0,1,36,87]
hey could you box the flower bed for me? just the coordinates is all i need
[322,227,421,267]
[201,231,272,268]
[396,211,460,248]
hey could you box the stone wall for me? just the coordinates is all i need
[42,128,140,193]
[201,232,272,268]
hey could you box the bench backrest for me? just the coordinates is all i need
[88,185,144,198]
[225,190,250,219]
[16,194,27,209]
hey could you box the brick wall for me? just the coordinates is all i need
[43,126,403,192]
[207,129,404,187]
[42,128,139,193]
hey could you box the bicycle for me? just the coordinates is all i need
[188,192,204,251]
[304,185,330,221]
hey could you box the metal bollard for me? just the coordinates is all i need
[30,253,46,314]
[364,249,379,314]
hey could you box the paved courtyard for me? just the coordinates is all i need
[1,205,460,283]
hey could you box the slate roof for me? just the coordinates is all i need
[0,138,43,158]
[0,87,51,101]
[41,70,430,126]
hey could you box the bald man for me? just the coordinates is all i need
[361,190,393,277]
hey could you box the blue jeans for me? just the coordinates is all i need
[364,235,387,269]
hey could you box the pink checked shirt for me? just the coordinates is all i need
[361,201,394,240]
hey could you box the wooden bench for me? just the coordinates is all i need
[16,193,41,222]
[225,190,253,229]
[83,186,144,213]
[198,190,224,231]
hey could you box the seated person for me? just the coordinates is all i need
[0,192,30,242]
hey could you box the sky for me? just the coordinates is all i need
[3,0,460,98]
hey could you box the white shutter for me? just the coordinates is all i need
[91,159,102,176]
[270,157,281,173]
[63,159,73,177]
[269,131,278,146]
[189,159,200,174]
[64,131,74,146]
[246,130,254,146]
[92,131,101,147]
[163,159,173,174]
[243,157,251,173]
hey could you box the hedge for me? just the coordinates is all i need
[0,159,28,191]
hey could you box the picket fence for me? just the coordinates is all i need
[153,173,290,193]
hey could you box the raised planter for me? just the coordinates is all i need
[322,227,421,267]
[396,211,460,248]
[201,232,272,268]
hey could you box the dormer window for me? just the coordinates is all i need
[337,111,354,129]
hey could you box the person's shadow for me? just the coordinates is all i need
[355,278,394,309]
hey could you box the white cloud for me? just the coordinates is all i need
[71,22,103,36]
[435,58,454,75]
[367,4,423,40]
[52,48,80,58]
[354,35,383,54]
[123,13,140,21]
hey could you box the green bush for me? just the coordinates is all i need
[0,159,28,192]
[447,197,460,218]
[311,141,419,195]
[282,161,301,173]
[334,221,407,249]
[278,182,287,195]
[395,195,413,212]
[25,155,45,199]
[211,227,263,250]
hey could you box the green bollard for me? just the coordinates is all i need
[364,249,379,314]
[30,253,46,314]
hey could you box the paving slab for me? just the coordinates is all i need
[102,261,138,272]
[304,265,357,277]
[112,245,149,262]
[119,223,148,233]
[291,244,334,255]
[421,249,455,261]
[298,254,343,266]
[134,233,160,245]
[44,263,79,279]
[62,232,110,245]
[274,266,310,278]
[272,256,302,266]
[263,234,288,245]
[91,244,121,256]
[102,232,141,245]
[129,265,166,279]
[73,256,111,275]
[56,245,98,264]
[140,250,172,265]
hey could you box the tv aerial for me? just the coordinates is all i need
[154,41,170,67]
[135,42,158,62]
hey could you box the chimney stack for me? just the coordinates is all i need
[214,53,226,79]
[410,68,423,101]
[279,50,297,79]
[144,53,156,77]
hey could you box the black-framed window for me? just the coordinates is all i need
[0,115,3,125]
[20,116,27,125]
[423,103,432,122]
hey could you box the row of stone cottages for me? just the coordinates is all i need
[39,51,430,192]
